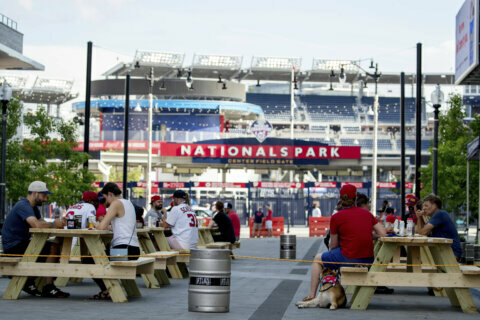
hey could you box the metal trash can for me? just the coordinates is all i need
[280,234,296,259]
[188,249,231,313]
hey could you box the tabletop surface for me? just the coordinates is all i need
[29,228,112,235]
[379,236,453,244]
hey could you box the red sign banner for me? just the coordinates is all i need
[340,182,364,189]
[162,182,186,188]
[193,182,247,188]
[159,142,360,160]
[314,182,337,188]
[376,182,396,189]
[253,182,305,188]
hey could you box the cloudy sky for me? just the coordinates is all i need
[2,0,465,95]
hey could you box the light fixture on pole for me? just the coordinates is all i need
[338,66,346,83]
[290,67,296,140]
[0,81,12,222]
[329,70,335,91]
[431,84,444,196]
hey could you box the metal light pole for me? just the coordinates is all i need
[123,74,130,198]
[400,72,406,220]
[290,67,295,140]
[415,43,422,198]
[146,68,154,210]
[431,84,444,196]
[0,82,12,222]
[83,41,92,168]
[365,63,381,215]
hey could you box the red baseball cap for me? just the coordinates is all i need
[340,184,356,200]
[82,191,98,201]
[406,195,419,207]
[151,195,161,203]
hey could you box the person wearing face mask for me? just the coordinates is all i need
[145,195,166,222]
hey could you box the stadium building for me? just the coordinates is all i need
[62,51,459,224]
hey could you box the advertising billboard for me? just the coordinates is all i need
[455,0,479,84]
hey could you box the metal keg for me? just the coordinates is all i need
[474,244,480,262]
[280,234,296,259]
[465,243,475,264]
[188,249,231,313]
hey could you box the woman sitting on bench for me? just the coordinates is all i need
[299,185,386,303]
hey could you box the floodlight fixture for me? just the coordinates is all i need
[0,75,28,89]
[312,59,359,72]
[32,77,74,93]
[369,60,375,69]
[192,54,242,69]
[251,56,302,70]
[133,50,184,68]
[0,82,12,102]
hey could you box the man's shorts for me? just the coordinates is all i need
[321,247,373,270]
[265,220,273,229]
[253,222,262,232]
[4,240,54,262]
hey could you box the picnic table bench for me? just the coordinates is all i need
[0,228,156,302]
[341,236,480,314]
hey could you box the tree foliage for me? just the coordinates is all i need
[4,102,95,206]
[420,94,480,220]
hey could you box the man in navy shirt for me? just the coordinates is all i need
[416,194,462,259]
[1,181,69,298]
[252,208,264,238]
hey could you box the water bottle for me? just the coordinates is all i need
[393,219,399,234]
[406,218,414,237]
[399,220,405,236]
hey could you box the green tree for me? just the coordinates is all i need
[5,104,95,206]
[420,94,480,220]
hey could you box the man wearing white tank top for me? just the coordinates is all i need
[162,190,198,250]
[87,182,140,301]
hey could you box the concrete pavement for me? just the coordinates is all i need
[0,236,479,320]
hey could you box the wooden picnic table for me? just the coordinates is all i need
[1,228,154,303]
[341,236,479,314]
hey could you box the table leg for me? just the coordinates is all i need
[121,279,142,297]
[203,229,214,244]
[197,231,206,247]
[429,244,478,314]
[137,235,161,288]
[55,237,73,287]
[83,235,128,303]
[151,231,183,279]
[406,246,421,273]
[3,233,49,300]
[349,242,397,310]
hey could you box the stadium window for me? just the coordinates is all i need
[465,85,470,94]
[472,86,477,94]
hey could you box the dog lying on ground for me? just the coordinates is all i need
[295,268,346,310]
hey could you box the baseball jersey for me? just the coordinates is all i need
[65,202,96,228]
[166,202,199,249]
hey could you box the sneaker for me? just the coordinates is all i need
[41,284,70,298]
[23,284,42,297]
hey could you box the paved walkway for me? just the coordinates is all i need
[0,237,479,320]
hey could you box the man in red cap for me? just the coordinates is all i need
[65,191,99,229]
[145,195,166,224]
[297,184,386,304]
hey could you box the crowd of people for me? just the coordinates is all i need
[1,179,464,302]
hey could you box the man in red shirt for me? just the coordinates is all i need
[298,184,386,303]
[225,202,240,241]
[265,204,273,237]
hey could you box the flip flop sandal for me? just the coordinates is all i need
[89,291,111,300]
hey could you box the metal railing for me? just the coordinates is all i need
[0,13,18,30]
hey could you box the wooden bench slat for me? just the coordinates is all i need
[0,257,22,264]
[460,266,480,275]
[110,257,155,267]
[340,267,368,273]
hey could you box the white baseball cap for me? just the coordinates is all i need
[28,181,53,194]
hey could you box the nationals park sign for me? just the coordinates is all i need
[159,138,360,165]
